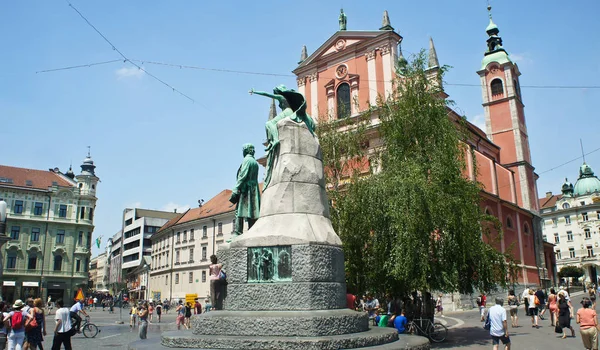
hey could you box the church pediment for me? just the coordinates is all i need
[294,30,401,74]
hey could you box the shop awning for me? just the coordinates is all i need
[23,282,39,287]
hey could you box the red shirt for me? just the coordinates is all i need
[346,294,357,309]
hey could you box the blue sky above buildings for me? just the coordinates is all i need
[1,0,598,256]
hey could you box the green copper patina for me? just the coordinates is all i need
[249,85,315,189]
[339,8,347,31]
[229,143,261,236]
[247,246,292,283]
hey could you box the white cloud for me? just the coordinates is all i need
[469,114,486,131]
[160,202,190,214]
[509,53,532,64]
[115,66,144,80]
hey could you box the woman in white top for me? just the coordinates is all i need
[209,255,223,310]
[527,289,539,328]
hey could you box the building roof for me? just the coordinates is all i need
[539,194,563,210]
[574,163,600,197]
[157,213,185,233]
[131,208,181,221]
[0,165,74,190]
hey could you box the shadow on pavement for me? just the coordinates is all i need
[431,326,490,348]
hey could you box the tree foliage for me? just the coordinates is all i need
[318,51,517,297]
[558,265,585,279]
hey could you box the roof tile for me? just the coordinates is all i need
[0,165,74,190]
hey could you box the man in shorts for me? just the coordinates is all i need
[488,297,510,350]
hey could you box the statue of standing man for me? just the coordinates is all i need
[229,143,260,236]
[339,9,347,31]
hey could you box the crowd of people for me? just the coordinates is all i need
[484,285,600,350]
[0,297,89,350]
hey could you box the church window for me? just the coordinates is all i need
[505,217,513,229]
[92,184,95,190]
[490,79,504,96]
[523,223,530,235]
[336,83,351,119]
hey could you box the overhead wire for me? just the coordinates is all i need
[63,0,196,103]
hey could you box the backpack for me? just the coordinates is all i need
[476,296,482,306]
[483,313,491,331]
[219,270,227,281]
[10,311,24,330]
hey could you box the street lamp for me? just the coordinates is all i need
[143,263,149,301]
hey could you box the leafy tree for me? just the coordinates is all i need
[319,50,517,297]
[558,265,585,279]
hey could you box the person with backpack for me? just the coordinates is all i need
[26,298,46,350]
[51,299,73,350]
[2,299,33,350]
[175,301,185,330]
[476,293,487,321]
[155,302,162,323]
[184,302,192,329]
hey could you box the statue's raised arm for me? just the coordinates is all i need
[249,89,286,104]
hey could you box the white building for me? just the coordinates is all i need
[540,162,600,284]
[89,252,107,291]
[149,190,241,302]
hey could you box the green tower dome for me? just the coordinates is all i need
[573,163,600,196]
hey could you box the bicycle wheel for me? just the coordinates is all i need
[83,323,99,338]
[428,322,447,343]
[406,322,416,335]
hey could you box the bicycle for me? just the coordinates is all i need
[406,318,447,343]
[72,315,101,338]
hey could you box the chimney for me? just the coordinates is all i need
[546,191,553,198]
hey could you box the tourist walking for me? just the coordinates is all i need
[590,288,597,309]
[3,299,33,350]
[477,293,487,321]
[129,303,138,329]
[557,292,575,339]
[507,290,519,328]
[577,297,598,350]
[435,294,444,318]
[547,288,558,326]
[522,286,531,317]
[155,303,162,323]
[137,303,149,340]
[148,303,154,323]
[50,299,73,350]
[488,297,510,350]
[184,303,192,329]
[535,287,546,320]
[194,299,202,315]
[0,302,9,350]
[175,301,185,330]
[26,298,46,350]
[525,289,539,328]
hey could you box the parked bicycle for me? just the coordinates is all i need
[406,318,447,343]
[71,315,100,338]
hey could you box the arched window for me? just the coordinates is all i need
[336,83,351,119]
[485,207,492,216]
[524,223,530,235]
[54,255,62,271]
[562,203,570,209]
[506,216,513,229]
[490,79,504,96]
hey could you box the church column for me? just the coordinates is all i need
[309,72,318,117]
[380,45,393,99]
[366,50,378,106]
[297,77,306,97]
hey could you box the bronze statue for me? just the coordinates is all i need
[229,143,260,235]
[249,85,315,189]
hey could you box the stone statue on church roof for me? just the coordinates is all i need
[339,9,347,31]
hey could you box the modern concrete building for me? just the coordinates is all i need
[0,153,98,303]
[540,162,600,284]
[149,190,240,302]
[107,208,178,299]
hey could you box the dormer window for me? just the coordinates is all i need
[490,79,504,97]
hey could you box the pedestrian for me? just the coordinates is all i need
[92,297,97,311]
[155,303,162,323]
[547,288,558,327]
[0,302,9,350]
[526,289,539,328]
[148,303,154,323]
[175,302,185,331]
[507,289,519,328]
[477,293,487,322]
[577,297,598,350]
[209,255,223,310]
[521,286,531,317]
[137,303,149,340]
[557,292,575,339]
[46,297,52,316]
[129,303,138,329]
[184,303,192,329]
[25,298,46,350]
[435,294,444,318]
[108,299,114,314]
[488,297,510,350]
[69,300,88,334]
[194,299,202,315]
[3,299,34,350]
[50,299,73,350]
[163,299,169,314]
[535,287,546,320]
[590,288,597,310]
[22,298,34,350]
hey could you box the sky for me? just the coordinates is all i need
[1,0,599,257]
